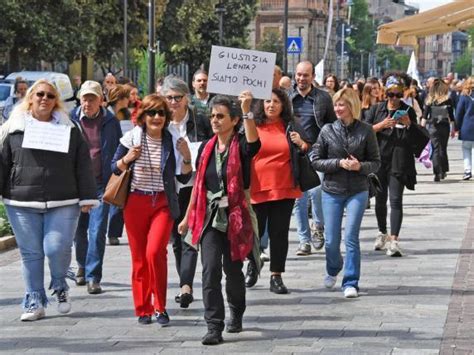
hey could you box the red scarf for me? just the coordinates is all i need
[188,134,254,262]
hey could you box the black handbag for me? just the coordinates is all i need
[367,173,382,198]
[297,153,321,192]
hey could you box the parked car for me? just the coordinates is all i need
[5,71,76,112]
[0,82,15,121]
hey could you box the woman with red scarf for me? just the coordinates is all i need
[178,92,260,345]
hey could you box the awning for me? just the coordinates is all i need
[377,0,474,46]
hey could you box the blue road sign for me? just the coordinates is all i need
[287,37,302,54]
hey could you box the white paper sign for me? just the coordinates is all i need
[22,120,71,153]
[207,46,276,100]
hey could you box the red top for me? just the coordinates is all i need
[250,120,302,204]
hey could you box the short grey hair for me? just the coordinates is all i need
[160,76,190,96]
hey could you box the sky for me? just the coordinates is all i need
[409,0,454,12]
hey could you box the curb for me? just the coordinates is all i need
[0,235,16,251]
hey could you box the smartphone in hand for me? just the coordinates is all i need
[392,109,408,120]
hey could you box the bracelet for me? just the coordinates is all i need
[242,112,254,120]
[183,159,192,165]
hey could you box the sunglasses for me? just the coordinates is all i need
[36,91,56,100]
[144,109,166,117]
[165,95,184,103]
[386,92,403,98]
[210,113,228,120]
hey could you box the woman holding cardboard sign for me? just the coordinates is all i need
[364,72,427,257]
[0,79,98,321]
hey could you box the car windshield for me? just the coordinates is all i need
[0,85,11,101]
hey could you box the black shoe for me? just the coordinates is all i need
[245,260,258,288]
[201,330,223,345]
[441,172,447,179]
[179,293,194,308]
[434,174,441,182]
[155,310,170,327]
[75,268,86,286]
[87,281,102,294]
[270,275,288,294]
[226,315,243,333]
[108,237,120,246]
[138,315,152,325]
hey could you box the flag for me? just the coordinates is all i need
[407,51,421,87]
[315,60,324,86]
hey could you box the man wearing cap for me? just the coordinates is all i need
[71,80,122,294]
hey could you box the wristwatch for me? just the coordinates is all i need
[183,158,192,165]
[242,112,254,120]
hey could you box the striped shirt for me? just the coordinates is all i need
[131,134,164,192]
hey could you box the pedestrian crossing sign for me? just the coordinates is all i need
[287,37,302,54]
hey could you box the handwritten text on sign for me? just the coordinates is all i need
[22,119,71,153]
[207,46,276,100]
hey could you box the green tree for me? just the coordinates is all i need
[256,31,284,67]
[346,0,376,76]
[454,49,473,77]
[375,46,410,73]
[157,0,257,80]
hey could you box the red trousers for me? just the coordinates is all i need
[123,192,173,316]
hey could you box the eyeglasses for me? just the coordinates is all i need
[36,91,56,100]
[144,109,166,117]
[210,113,228,120]
[386,92,403,99]
[165,95,184,103]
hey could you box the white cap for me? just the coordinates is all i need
[79,80,102,98]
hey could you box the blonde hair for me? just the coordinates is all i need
[426,78,449,105]
[333,88,361,120]
[17,79,64,114]
[461,77,473,96]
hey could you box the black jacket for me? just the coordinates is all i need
[0,111,98,208]
[185,106,213,142]
[288,85,337,144]
[363,100,422,189]
[286,120,311,187]
[111,127,191,219]
[312,119,381,195]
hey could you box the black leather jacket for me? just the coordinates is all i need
[312,119,381,195]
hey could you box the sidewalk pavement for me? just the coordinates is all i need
[0,140,473,354]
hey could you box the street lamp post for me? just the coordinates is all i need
[297,26,304,63]
[148,0,156,94]
[215,1,225,45]
[123,0,128,78]
[282,0,288,74]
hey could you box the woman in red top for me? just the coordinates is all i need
[247,88,310,294]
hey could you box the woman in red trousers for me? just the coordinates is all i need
[111,94,192,326]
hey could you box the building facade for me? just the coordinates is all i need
[249,0,344,76]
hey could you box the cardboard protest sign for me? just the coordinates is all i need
[207,45,276,100]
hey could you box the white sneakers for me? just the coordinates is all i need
[343,287,358,298]
[374,233,388,250]
[56,290,72,314]
[21,307,45,321]
[374,233,403,257]
[324,275,337,289]
[386,240,403,257]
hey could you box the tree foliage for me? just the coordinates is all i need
[157,0,257,79]
[0,0,149,74]
[376,46,409,73]
[257,31,284,68]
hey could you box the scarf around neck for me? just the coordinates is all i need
[188,134,254,262]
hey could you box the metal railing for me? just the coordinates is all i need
[260,0,326,11]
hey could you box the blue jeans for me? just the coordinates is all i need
[294,172,324,244]
[322,190,368,291]
[6,204,80,309]
[75,187,110,282]
[462,140,474,172]
[108,205,124,238]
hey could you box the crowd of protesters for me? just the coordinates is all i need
[0,62,473,346]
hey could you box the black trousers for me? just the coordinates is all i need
[428,122,450,175]
[252,199,295,273]
[201,226,246,331]
[375,166,405,237]
[171,186,198,288]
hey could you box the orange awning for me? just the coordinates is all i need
[377,0,474,46]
